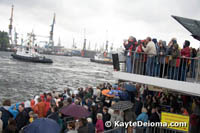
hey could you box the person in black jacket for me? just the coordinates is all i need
[47,106,59,123]
[0,99,13,130]
[87,118,95,133]
[4,118,17,133]
[15,104,29,132]
[102,107,111,130]
[77,118,88,133]
[149,107,160,122]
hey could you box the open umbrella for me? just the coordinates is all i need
[60,104,90,118]
[101,89,115,97]
[107,90,122,96]
[111,101,133,111]
[23,118,61,133]
[124,83,137,92]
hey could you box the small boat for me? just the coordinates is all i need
[90,53,113,65]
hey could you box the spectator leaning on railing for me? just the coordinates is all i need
[180,40,191,81]
[168,43,180,80]
[123,36,138,73]
[142,37,157,76]
[157,40,167,77]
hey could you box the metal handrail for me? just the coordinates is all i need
[113,50,200,82]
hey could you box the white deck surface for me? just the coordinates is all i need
[113,71,200,96]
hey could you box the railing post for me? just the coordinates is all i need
[195,58,200,82]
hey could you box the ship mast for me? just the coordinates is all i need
[49,13,56,47]
[105,30,109,52]
[14,27,18,45]
[83,28,86,50]
[72,38,76,49]
[8,5,14,45]
[58,37,61,46]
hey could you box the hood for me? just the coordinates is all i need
[162,41,167,47]
[152,38,157,44]
[172,39,177,45]
[184,40,190,48]
[15,102,21,110]
[173,44,179,50]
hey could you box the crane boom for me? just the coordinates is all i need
[49,13,56,47]
[8,5,14,45]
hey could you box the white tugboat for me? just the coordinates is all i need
[11,32,53,63]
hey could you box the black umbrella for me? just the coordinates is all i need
[111,101,133,111]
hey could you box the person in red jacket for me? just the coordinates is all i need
[124,36,137,73]
[180,40,191,81]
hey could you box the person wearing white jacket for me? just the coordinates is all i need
[142,37,157,76]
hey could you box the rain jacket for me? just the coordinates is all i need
[0,106,13,129]
[8,102,21,119]
[142,41,157,56]
[95,119,104,133]
[169,44,180,67]
[136,112,148,122]
[33,101,46,118]
[181,47,190,57]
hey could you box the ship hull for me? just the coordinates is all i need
[11,53,53,63]
[90,58,113,65]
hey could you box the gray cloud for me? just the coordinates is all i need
[0,0,199,48]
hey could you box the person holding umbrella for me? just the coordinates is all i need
[77,118,88,133]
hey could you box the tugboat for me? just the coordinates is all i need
[11,33,53,64]
[90,52,113,65]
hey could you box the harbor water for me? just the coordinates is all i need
[0,51,115,102]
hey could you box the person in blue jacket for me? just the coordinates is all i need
[136,107,148,122]
[8,102,21,119]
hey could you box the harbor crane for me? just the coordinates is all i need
[8,5,14,45]
[49,13,56,47]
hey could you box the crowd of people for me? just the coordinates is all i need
[0,82,200,133]
[123,36,200,81]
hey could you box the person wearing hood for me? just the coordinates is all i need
[168,43,180,80]
[167,38,177,55]
[135,40,146,75]
[180,40,191,81]
[152,38,160,77]
[0,99,13,130]
[157,40,167,77]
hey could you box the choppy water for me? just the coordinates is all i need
[0,51,115,103]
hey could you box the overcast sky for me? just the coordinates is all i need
[0,0,200,49]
